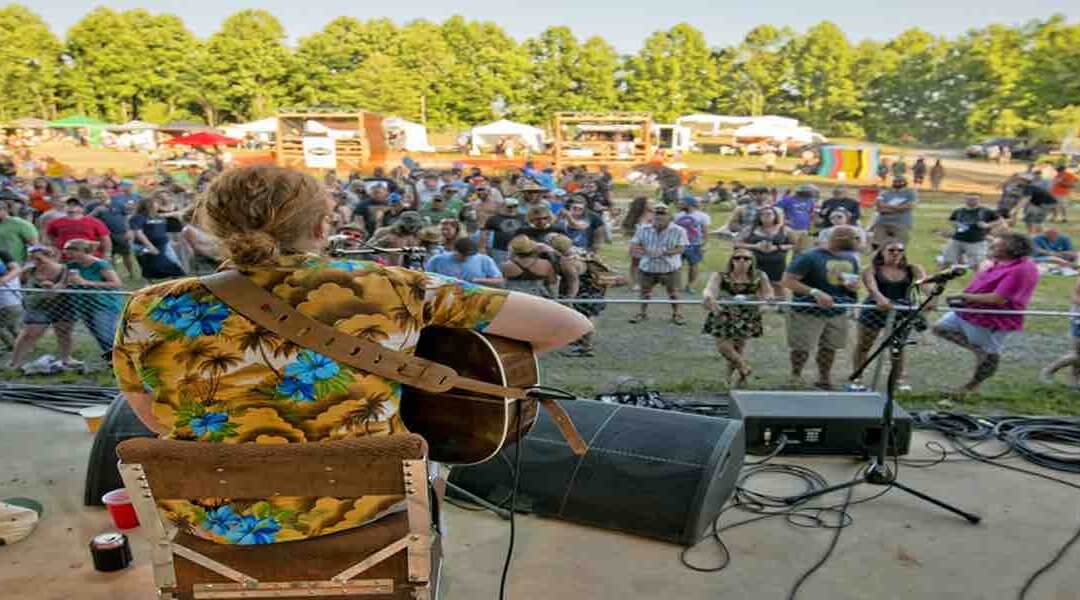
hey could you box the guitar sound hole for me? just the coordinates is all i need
[349,347,362,357]
[324,338,336,347]
[277,315,288,323]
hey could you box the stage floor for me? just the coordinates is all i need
[2,401,1078,599]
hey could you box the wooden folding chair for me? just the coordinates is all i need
[116,434,441,600]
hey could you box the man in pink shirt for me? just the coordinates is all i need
[932,232,1039,394]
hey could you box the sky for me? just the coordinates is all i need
[29,0,1080,53]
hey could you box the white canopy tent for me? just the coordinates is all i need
[222,117,278,140]
[675,114,801,136]
[384,117,434,152]
[732,122,824,145]
[470,119,545,153]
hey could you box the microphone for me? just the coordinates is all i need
[916,265,967,286]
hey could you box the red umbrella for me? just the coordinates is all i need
[164,132,242,146]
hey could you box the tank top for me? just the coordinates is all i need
[720,273,758,296]
[509,258,549,281]
[871,265,914,302]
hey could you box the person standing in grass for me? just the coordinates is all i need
[673,196,711,293]
[703,250,772,387]
[932,232,1039,395]
[1039,278,1080,388]
[781,227,862,389]
[629,204,689,325]
[930,159,946,192]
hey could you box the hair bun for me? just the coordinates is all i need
[224,231,279,265]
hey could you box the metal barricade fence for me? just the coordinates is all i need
[1,286,1076,401]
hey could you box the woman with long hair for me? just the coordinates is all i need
[130,193,186,279]
[853,241,929,387]
[702,250,772,386]
[7,246,77,371]
[621,196,653,291]
[63,238,123,355]
[734,206,793,301]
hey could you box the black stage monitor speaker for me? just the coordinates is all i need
[448,400,745,546]
[729,390,912,457]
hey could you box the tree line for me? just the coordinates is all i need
[2,4,1079,145]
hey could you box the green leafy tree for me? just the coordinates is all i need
[522,27,620,123]
[623,24,718,122]
[435,17,529,127]
[0,5,62,120]
[953,24,1032,138]
[1020,16,1080,126]
[719,25,793,117]
[61,7,146,120]
[781,22,862,136]
[197,9,293,124]
[293,17,400,108]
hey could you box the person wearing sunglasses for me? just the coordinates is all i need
[853,242,932,389]
[703,251,772,386]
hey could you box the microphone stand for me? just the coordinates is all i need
[785,281,981,524]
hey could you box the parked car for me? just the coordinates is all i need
[965,138,1055,160]
[965,138,1021,158]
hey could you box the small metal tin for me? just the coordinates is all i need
[90,531,133,572]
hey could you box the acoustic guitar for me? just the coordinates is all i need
[400,326,540,465]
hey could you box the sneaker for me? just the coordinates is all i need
[61,359,85,370]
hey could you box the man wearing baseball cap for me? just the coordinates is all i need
[673,196,711,292]
[481,197,526,265]
[871,176,917,248]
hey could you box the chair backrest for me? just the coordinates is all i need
[116,434,427,500]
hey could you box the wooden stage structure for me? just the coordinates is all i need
[275,111,388,173]
[551,112,653,168]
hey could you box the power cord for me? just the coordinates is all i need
[498,398,524,600]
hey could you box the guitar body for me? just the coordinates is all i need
[400,327,540,465]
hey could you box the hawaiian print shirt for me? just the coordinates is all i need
[113,255,507,545]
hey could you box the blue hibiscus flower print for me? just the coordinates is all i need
[284,351,340,384]
[173,300,230,337]
[201,505,241,536]
[327,260,366,272]
[190,412,230,436]
[149,294,199,325]
[225,515,281,545]
[276,376,316,402]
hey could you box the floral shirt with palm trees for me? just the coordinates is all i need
[113,255,507,545]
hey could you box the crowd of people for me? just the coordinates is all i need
[0,148,1078,393]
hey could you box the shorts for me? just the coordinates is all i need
[639,270,680,290]
[683,245,704,265]
[934,311,1012,355]
[871,223,911,247]
[22,301,71,325]
[110,234,131,256]
[787,310,850,353]
[1023,204,1049,225]
[942,240,988,267]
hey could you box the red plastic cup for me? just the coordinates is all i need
[102,489,139,529]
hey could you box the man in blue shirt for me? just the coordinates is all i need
[424,238,505,286]
[1032,229,1077,266]
[777,184,817,254]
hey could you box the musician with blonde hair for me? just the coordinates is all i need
[112,165,591,546]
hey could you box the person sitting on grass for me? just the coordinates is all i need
[1039,278,1080,388]
[702,249,772,387]
[1031,229,1077,267]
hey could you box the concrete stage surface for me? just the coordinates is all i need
[2,402,1078,600]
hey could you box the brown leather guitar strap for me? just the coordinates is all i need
[201,270,587,455]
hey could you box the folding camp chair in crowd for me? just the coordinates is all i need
[116,434,441,600]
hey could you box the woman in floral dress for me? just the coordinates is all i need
[702,250,772,386]
[113,165,592,545]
